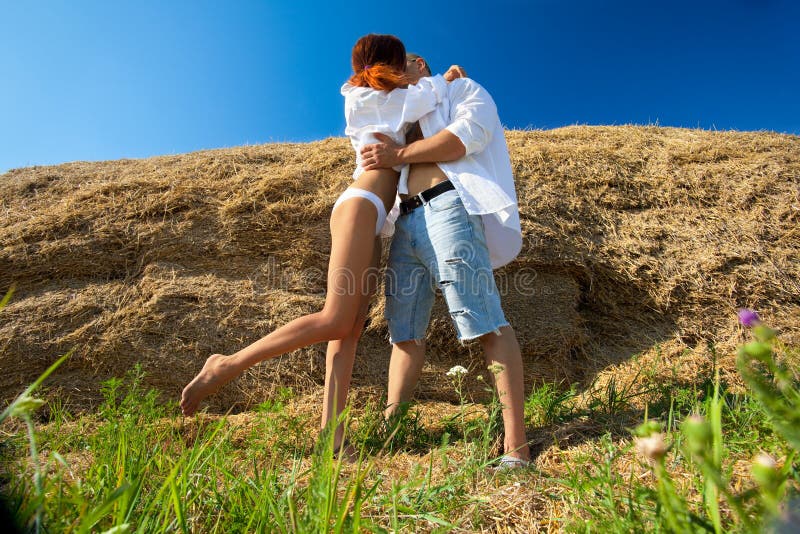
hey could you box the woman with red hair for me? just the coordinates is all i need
[181,35,450,449]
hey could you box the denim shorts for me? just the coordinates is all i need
[384,189,509,343]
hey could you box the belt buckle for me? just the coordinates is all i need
[420,181,448,204]
[401,183,446,216]
[400,198,414,216]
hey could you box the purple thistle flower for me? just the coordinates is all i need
[738,308,760,328]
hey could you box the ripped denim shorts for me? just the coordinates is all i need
[384,189,509,343]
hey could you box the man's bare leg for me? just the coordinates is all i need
[479,326,530,461]
[384,339,426,419]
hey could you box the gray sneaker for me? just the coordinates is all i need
[494,455,531,471]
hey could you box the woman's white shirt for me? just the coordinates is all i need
[341,74,448,196]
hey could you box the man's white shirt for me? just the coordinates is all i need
[412,77,522,269]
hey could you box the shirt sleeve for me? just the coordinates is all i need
[391,74,448,126]
[344,75,447,143]
[343,76,448,179]
[444,79,498,156]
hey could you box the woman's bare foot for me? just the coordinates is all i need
[181,354,238,416]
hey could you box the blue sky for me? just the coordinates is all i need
[1,0,798,173]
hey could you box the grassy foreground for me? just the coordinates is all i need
[1,307,799,532]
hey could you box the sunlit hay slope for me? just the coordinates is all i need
[1,126,798,412]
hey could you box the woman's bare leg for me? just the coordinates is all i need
[181,199,379,416]
[321,238,381,448]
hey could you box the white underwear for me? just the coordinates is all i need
[332,187,388,236]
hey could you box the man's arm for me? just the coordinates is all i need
[360,64,470,170]
[360,130,465,171]
[361,77,498,171]
[442,79,497,156]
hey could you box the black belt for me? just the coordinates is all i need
[399,180,456,216]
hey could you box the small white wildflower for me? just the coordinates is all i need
[476,375,485,382]
[487,363,505,375]
[752,452,780,490]
[754,452,777,469]
[635,433,668,463]
[446,365,468,377]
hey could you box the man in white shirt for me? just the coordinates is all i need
[360,55,530,466]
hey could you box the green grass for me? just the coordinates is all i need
[2,295,799,532]
[553,332,800,533]
[0,362,521,533]
[2,355,796,533]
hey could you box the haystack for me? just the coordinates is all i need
[1,126,798,413]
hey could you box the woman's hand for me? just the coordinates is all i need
[444,65,467,82]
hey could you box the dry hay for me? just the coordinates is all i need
[1,126,799,415]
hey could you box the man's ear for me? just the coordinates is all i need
[416,57,430,76]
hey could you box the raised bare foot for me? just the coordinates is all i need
[181,354,236,416]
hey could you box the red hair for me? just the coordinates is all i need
[348,34,409,91]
